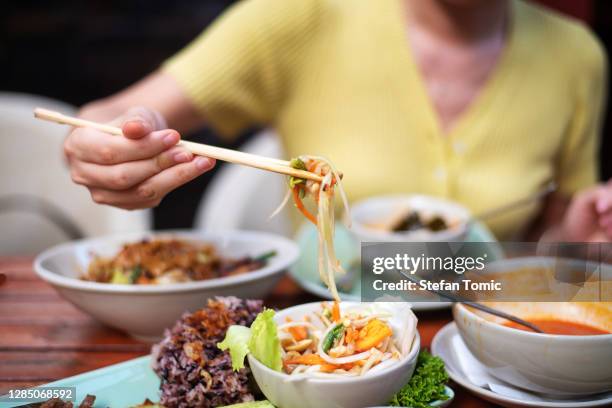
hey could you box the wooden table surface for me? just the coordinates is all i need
[0,256,497,407]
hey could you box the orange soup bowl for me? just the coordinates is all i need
[453,301,612,397]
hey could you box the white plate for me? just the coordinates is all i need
[290,222,500,311]
[431,322,612,408]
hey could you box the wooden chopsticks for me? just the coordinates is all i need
[33,108,324,182]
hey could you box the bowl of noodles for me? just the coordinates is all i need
[34,230,299,340]
[235,301,420,408]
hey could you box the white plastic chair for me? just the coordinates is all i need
[0,92,151,255]
[194,130,291,236]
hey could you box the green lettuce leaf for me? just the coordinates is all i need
[248,309,283,372]
[217,325,252,371]
[217,309,282,372]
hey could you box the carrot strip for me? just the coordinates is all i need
[284,354,326,366]
[292,187,317,225]
[345,327,357,344]
[284,354,353,372]
[331,301,341,323]
[285,317,308,341]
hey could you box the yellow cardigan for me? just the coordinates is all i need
[163,0,607,240]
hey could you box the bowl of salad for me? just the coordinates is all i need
[219,301,422,408]
[34,230,299,341]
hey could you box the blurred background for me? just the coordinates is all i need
[0,0,610,252]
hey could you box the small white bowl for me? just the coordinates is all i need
[34,230,299,341]
[248,301,421,408]
[454,298,612,396]
[350,195,470,243]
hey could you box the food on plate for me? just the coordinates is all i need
[152,297,264,408]
[271,157,349,301]
[391,210,449,232]
[504,319,609,335]
[83,239,275,285]
[389,350,449,408]
[220,301,418,377]
[32,394,96,408]
[370,207,456,233]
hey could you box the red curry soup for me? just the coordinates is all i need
[504,319,609,335]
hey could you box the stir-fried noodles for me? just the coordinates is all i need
[272,156,350,301]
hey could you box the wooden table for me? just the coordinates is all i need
[0,257,496,407]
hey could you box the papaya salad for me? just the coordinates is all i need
[279,302,415,376]
[272,156,349,301]
[219,302,418,378]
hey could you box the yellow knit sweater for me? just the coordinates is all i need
[164,0,607,239]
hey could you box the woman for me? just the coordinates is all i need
[63,0,611,241]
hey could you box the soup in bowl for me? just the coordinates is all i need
[453,301,612,396]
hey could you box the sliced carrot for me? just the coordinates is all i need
[355,319,392,352]
[284,354,353,372]
[331,301,341,323]
[320,362,353,373]
[292,187,317,225]
[307,162,317,172]
[136,275,150,284]
[284,317,308,341]
[345,327,357,344]
[284,354,327,366]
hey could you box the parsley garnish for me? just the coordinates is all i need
[389,350,449,407]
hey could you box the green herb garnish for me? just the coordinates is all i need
[389,350,449,408]
[288,157,307,189]
[254,250,277,263]
[129,265,142,283]
[322,324,345,353]
[289,157,307,170]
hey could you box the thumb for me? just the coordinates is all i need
[114,106,167,140]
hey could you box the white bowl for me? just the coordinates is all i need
[454,256,612,399]
[34,229,299,341]
[248,301,420,408]
[350,195,470,243]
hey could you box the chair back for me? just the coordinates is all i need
[0,92,150,255]
[194,130,291,236]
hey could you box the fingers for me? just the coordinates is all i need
[595,185,612,238]
[88,157,216,210]
[65,128,181,164]
[116,106,167,140]
[595,187,612,214]
[70,146,193,190]
[64,106,213,211]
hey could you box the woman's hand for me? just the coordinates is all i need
[560,181,612,242]
[64,106,215,210]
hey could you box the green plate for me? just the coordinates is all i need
[0,356,159,408]
[430,385,455,407]
[0,356,454,408]
[289,222,502,310]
